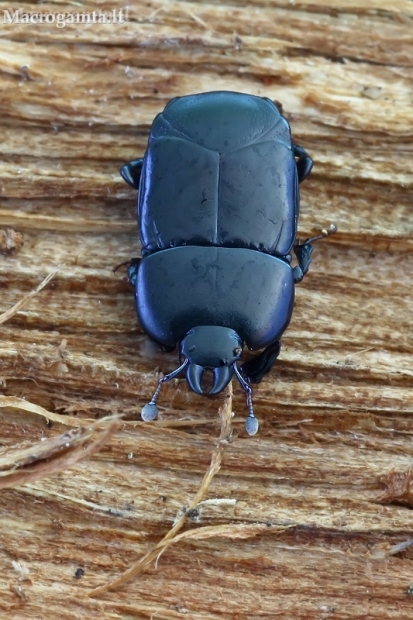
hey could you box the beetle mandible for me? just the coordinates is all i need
[121,91,336,435]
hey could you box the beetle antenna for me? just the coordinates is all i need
[233,364,259,436]
[141,359,189,422]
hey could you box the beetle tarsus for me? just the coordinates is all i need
[303,223,338,245]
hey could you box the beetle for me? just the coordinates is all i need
[121,91,336,435]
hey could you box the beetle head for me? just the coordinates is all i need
[180,326,243,395]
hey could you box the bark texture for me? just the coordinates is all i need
[0,1,412,618]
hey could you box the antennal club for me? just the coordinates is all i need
[233,364,259,435]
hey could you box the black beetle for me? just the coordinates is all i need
[121,91,336,435]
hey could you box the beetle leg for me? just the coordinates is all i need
[293,224,337,283]
[293,244,314,283]
[113,259,133,275]
[120,158,144,189]
[126,258,141,286]
[292,143,313,183]
[240,340,281,384]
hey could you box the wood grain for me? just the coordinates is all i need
[0,1,412,618]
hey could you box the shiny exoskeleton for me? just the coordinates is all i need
[121,91,336,434]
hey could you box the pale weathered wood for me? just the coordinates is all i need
[0,1,412,618]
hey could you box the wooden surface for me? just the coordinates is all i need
[0,1,412,618]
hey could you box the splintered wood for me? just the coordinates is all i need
[0,1,412,619]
